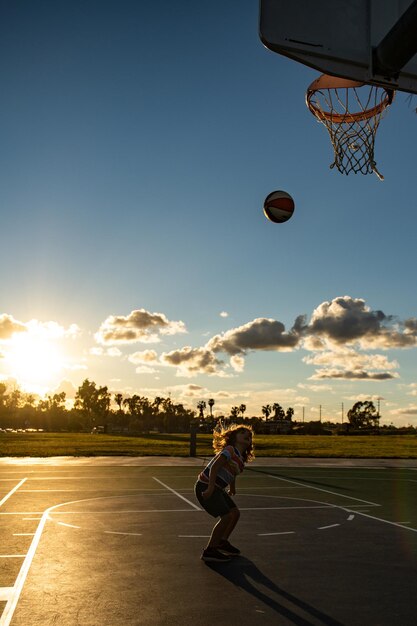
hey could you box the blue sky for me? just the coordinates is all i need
[1,1,417,425]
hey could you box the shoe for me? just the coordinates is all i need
[201,547,232,562]
[218,540,241,555]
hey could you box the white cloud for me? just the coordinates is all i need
[89,347,122,357]
[161,346,225,377]
[52,379,77,399]
[128,350,158,365]
[389,404,417,416]
[64,363,88,371]
[400,383,417,397]
[107,347,122,357]
[230,355,245,372]
[95,309,187,345]
[208,317,300,355]
[298,383,333,393]
[304,296,417,350]
[0,314,81,343]
[310,369,399,381]
[135,366,157,374]
[142,297,417,382]
[344,394,384,403]
[0,314,27,340]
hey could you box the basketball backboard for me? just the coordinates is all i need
[259,0,417,95]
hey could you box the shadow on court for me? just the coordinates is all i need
[206,557,345,626]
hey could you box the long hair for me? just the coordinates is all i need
[213,424,255,463]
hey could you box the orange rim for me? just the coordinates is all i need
[306,74,395,123]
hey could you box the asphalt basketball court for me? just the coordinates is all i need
[1,456,416,626]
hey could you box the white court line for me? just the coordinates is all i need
[20,488,166,492]
[0,510,48,626]
[318,524,340,530]
[265,473,379,506]
[0,479,27,507]
[1,493,136,626]
[244,504,334,510]
[57,522,81,529]
[178,535,210,538]
[0,512,46,516]
[0,555,25,559]
[258,530,295,537]
[262,472,417,533]
[51,508,199,514]
[104,531,142,536]
[152,477,202,510]
[0,588,14,602]
[352,510,417,533]
[13,533,35,537]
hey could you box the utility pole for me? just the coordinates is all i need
[302,406,305,423]
[341,402,344,424]
[319,405,322,422]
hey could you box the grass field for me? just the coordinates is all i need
[0,431,417,457]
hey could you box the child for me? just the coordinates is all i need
[194,424,254,562]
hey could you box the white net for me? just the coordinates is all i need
[307,79,395,181]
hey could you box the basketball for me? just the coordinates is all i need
[263,190,295,223]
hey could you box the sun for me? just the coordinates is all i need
[4,333,65,394]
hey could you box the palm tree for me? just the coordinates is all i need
[114,393,123,412]
[197,400,206,419]
[230,406,239,419]
[153,396,163,413]
[272,402,285,420]
[286,407,294,421]
[208,398,215,417]
[262,404,272,421]
[239,404,246,419]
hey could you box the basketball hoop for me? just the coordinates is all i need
[306,75,395,180]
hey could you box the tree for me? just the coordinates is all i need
[153,396,163,413]
[239,404,246,419]
[272,403,285,420]
[197,400,206,420]
[123,395,151,431]
[0,382,7,407]
[114,393,123,412]
[347,401,379,430]
[123,395,141,417]
[230,406,240,419]
[38,392,67,431]
[0,382,7,428]
[6,388,22,412]
[262,404,272,420]
[208,398,215,417]
[74,379,111,430]
[286,407,294,421]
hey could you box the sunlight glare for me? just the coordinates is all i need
[5,333,65,393]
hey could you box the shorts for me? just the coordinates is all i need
[194,481,237,518]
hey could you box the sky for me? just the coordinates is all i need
[1,1,417,425]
